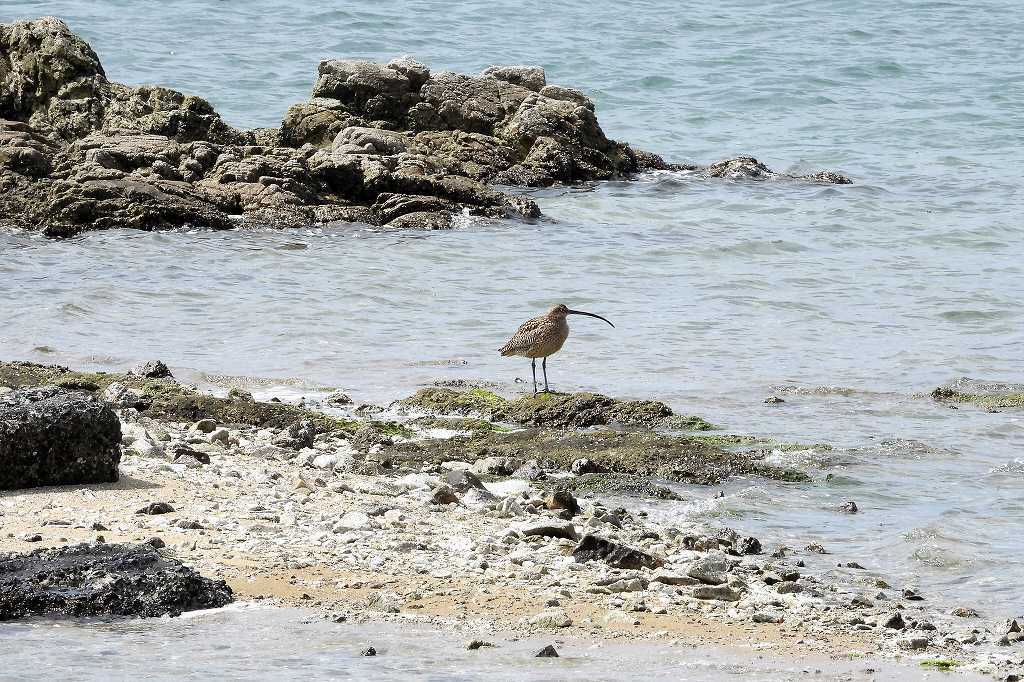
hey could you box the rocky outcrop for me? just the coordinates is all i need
[0,386,121,490]
[931,377,1024,409]
[0,17,850,237]
[0,542,233,620]
[381,426,809,485]
[396,387,713,430]
[0,360,408,440]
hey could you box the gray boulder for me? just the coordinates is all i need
[0,386,121,489]
[481,65,547,92]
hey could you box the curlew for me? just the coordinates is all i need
[499,304,614,394]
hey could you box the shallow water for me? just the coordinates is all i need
[0,606,985,681]
[2,0,1024,640]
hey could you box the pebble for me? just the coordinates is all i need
[883,612,905,629]
[136,502,175,515]
[430,484,459,505]
[535,644,559,658]
[360,647,377,657]
[192,419,217,434]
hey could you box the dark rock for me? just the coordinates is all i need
[359,646,377,657]
[145,537,166,549]
[0,542,232,620]
[884,612,906,629]
[570,457,607,475]
[136,502,175,515]
[902,588,924,601]
[444,469,486,493]
[0,386,121,490]
[0,19,849,238]
[129,360,173,379]
[837,500,858,514]
[763,395,785,404]
[430,484,459,505]
[738,536,762,555]
[273,419,316,450]
[325,391,353,406]
[842,561,866,570]
[951,607,980,618]
[192,419,217,433]
[705,156,851,184]
[517,521,578,541]
[775,582,802,595]
[466,639,493,650]
[572,534,663,570]
[544,489,580,516]
[535,644,559,658]
[169,443,210,464]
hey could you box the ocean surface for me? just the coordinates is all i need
[0,605,987,682]
[2,0,1023,672]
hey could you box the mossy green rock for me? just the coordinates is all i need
[398,387,714,430]
[0,361,407,437]
[932,377,1024,409]
[555,473,683,500]
[382,428,808,485]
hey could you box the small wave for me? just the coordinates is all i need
[987,458,1024,477]
[769,385,859,397]
[939,309,1011,322]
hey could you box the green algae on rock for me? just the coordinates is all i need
[397,387,715,430]
[554,473,683,500]
[0,361,406,438]
[382,428,809,485]
[931,377,1024,409]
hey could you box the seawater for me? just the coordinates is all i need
[0,605,991,681]
[1,0,1023,662]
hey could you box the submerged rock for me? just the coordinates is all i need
[0,542,233,620]
[932,377,1024,409]
[558,473,682,501]
[0,386,120,490]
[0,18,849,237]
[383,427,808,486]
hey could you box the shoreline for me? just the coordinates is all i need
[2,361,1020,678]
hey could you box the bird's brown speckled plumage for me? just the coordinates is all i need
[499,304,614,393]
[499,307,569,359]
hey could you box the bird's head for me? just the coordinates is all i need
[547,304,614,327]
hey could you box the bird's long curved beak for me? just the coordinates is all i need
[566,309,615,327]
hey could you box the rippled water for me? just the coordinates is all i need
[0,606,985,681]
[2,0,1024,651]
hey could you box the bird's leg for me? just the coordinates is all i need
[531,358,537,394]
[542,356,549,393]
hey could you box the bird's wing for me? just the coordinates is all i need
[499,315,552,356]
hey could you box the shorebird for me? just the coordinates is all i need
[499,304,614,394]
